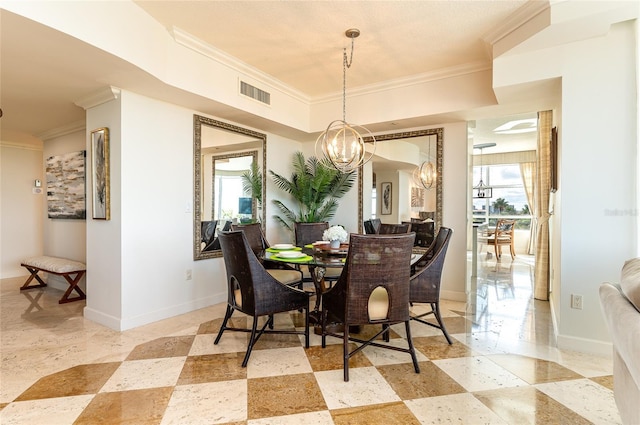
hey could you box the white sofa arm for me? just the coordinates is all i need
[599,282,640,424]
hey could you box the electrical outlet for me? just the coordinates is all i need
[185,269,192,281]
[571,294,583,310]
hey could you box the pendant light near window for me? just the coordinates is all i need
[316,29,375,172]
[414,136,437,189]
[473,143,495,198]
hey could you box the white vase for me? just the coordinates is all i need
[330,239,341,249]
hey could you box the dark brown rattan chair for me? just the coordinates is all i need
[379,223,411,234]
[215,230,310,367]
[363,218,381,234]
[409,227,454,344]
[231,223,268,255]
[294,222,329,246]
[293,222,342,285]
[321,233,419,381]
[206,220,232,251]
[412,222,435,247]
[201,220,218,246]
[231,223,303,288]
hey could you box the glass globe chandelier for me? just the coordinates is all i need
[414,135,437,189]
[316,29,375,172]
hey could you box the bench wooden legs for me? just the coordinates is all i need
[20,266,48,290]
[59,271,86,304]
[20,267,86,304]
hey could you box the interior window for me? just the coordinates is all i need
[472,164,531,229]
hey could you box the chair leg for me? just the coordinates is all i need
[304,306,310,348]
[214,305,234,344]
[404,320,420,374]
[242,316,260,367]
[510,243,516,260]
[343,325,350,382]
[321,310,327,348]
[382,324,390,342]
[432,302,453,344]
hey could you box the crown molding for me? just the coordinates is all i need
[170,26,310,104]
[0,141,43,151]
[482,0,550,47]
[36,120,86,141]
[74,86,121,110]
[311,60,492,104]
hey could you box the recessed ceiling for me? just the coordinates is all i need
[1,1,544,144]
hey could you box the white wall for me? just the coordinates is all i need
[84,96,123,328]
[494,17,638,354]
[84,92,316,331]
[41,130,88,291]
[557,21,637,353]
[440,122,470,302]
[0,142,44,278]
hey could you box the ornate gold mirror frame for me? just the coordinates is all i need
[359,128,443,236]
[193,115,266,260]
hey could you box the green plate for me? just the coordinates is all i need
[270,254,313,263]
[265,246,302,253]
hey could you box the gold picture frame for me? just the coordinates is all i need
[91,127,110,220]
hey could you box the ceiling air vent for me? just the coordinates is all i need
[240,81,270,105]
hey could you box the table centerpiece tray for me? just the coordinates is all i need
[313,243,349,255]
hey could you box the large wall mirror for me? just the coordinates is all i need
[359,128,443,241]
[194,115,266,260]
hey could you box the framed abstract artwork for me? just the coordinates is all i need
[381,182,392,215]
[411,187,424,207]
[91,127,110,220]
[46,150,86,219]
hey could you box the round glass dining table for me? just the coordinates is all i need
[264,243,422,329]
[265,243,348,325]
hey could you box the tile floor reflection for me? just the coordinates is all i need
[0,254,620,424]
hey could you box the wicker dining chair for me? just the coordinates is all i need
[231,223,268,254]
[294,222,329,246]
[201,220,218,246]
[363,218,381,234]
[231,223,303,288]
[321,232,419,381]
[215,230,310,367]
[206,220,232,251]
[293,222,342,286]
[409,227,454,344]
[378,223,411,234]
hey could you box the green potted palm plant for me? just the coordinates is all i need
[241,161,262,222]
[269,151,355,231]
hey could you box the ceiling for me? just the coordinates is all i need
[0,1,543,148]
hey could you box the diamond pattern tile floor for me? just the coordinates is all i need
[0,256,621,424]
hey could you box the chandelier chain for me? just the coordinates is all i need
[315,28,375,173]
[342,35,355,122]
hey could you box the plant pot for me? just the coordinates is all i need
[330,240,341,249]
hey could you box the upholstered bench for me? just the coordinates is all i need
[20,256,86,304]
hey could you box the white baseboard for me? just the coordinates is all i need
[441,289,467,303]
[84,292,226,332]
[557,334,613,359]
[550,295,612,358]
[83,307,122,331]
